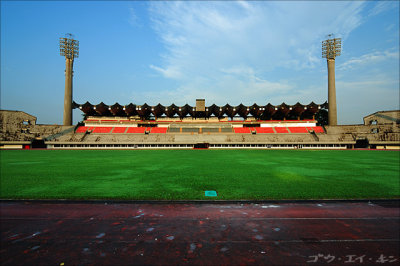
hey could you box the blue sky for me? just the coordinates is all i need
[1,1,399,125]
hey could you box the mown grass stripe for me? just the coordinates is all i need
[1,150,399,200]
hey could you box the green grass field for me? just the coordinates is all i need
[0,149,399,200]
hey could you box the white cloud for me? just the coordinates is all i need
[145,1,396,118]
[338,49,399,71]
[148,1,366,80]
[149,64,182,79]
[128,7,141,27]
[385,23,395,32]
[368,1,398,17]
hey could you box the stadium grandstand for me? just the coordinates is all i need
[1,101,399,150]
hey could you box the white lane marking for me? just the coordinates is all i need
[12,231,41,243]
[212,238,399,243]
[227,217,398,220]
[261,205,280,208]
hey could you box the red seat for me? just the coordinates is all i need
[274,127,289,133]
[288,127,309,133]
[126,127,146,133]
[312,126,325,133]
[150,127,168,133]
[92,127,113,133]
[76,126,88,133]
[255,127,275,133]
[233,127,251,133]
[112,127,127,133]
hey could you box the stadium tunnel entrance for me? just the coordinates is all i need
[194,143,209,149]
[355,138,369,149]
[31,138,46,149]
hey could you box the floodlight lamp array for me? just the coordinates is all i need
[322,38,341,59]
[59,37,79,59]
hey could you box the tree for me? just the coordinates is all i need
[315,109,328,126]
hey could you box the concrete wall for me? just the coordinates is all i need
[0,110,69,141]
[48,122,400,149]
[1,110,36,130]
[54,131,332,144]
[363,111,400,125]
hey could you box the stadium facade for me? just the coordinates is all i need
[1,107,399,150]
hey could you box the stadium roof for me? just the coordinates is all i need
[74,101,327,120]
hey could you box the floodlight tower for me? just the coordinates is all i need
[322,34,341,126]
[60,33,79,126]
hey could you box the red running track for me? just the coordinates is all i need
[1,201,399,265]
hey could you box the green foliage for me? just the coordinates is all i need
[316,109,328,126]
[1,149,399,200]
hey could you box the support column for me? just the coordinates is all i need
[327,59,337,126]
[63,58,73,126]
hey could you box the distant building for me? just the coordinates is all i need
[0,110,66,148]
[363,110,400,126]
[0,110,37,131]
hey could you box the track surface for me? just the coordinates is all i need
[1,201,399,265]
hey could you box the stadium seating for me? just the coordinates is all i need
[92,127,113,133]
[288,127,309,133]
[274,127,289,133]
[77,125,324,135]
[255,127,275,133]
[233,127,251,133]
[150,127,168,134]
[76,126,89,133]
[308,126,325,133]
[233,126,320,134]
[126,127,147,134]
[112,127,127,133]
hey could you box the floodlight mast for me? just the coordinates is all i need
[59,33,79,126]
[322,35,341,126]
